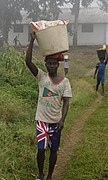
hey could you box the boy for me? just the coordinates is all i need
[25,32,72,180]
[64,55,69,76]
[94,46,108,96]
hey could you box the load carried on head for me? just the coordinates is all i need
[29,20,69,57]
[97,45,107,59]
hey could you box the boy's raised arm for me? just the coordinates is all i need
[25,32,38,77]
[105,52,108,65]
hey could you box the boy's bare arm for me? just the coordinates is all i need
[56,97,69,132]
[105,52,108,65]
[25,32,38,77]
[94,69,97,79]
[94,64,98,79]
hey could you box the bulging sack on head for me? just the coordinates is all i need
[97,45,107,59]
[29,20,69,32]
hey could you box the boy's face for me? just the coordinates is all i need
[97,50,106,60]
[99,56,105,62]
[45,59,59,74]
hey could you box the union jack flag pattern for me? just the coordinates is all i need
[36,121,55,149]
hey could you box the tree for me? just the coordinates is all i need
[98,0,108,12]
[0,0,66,42]
[22,0,41,21]
[66,0,108,47]
[0,0,24,42]
[24,0,66,21]
[24,0,108,46]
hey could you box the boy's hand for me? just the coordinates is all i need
[56,119,64,132]
[30,32,36,42]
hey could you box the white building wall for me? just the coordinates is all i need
[68,33,73,46]
[106,24,108,45]
[8,23,108,47]
[8,24,29,46]
[19,24,29,46]
[77,23,106,45]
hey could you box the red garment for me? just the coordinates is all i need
[45,53,64,62]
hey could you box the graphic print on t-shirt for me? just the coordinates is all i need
[42,87,59,97]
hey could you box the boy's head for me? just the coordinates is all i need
[44,53,64,74]
[97,49,106,61]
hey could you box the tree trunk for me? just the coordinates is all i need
[73,0,80,47]
[0,8,8,42]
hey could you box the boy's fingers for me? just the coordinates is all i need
[33,31,35,35]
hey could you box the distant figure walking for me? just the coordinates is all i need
[94,45,108,96]
[13,35,19,46]
[64,55,69,76]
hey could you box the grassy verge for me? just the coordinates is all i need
[62,96,108,180]
[61,81,108,180]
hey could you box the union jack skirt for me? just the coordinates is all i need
[36,120,61,151]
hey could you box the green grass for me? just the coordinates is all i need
[0,46,43,179]
[0,45,108,179]
[61,74,108,180]
[62,96,108,180]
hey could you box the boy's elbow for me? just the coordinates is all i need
[25,57,28,64]
[25,58,30,67]
[26,61,28,67]
[25,55,30,63]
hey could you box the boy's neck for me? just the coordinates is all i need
[48,72,57,77]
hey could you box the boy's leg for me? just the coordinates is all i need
[96,82,100,92]
[37,149,45,179]
[96,77,100,92]
[46,123,61,180]
[64,68,68,75]
[101,76,105,95]
[46,150,57,180]
[36,120,47,179]
[96,76,101,92]
[101,83,104,95]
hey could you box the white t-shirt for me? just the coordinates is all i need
[35,69,72,123]
[64,60,69,69]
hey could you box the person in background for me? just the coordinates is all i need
[64,55,69,76]
[94,45,108,96]
[13,35,18,46]
[25,32,72,180]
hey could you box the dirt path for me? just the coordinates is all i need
[53,94,103,180]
